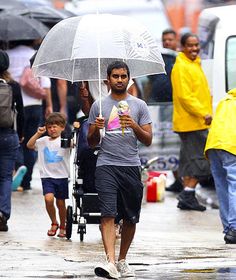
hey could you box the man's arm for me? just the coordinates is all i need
[87,116,105,148]
[57,79,67,116]
[44,88,53,117]
[120,114,152,146]
[133,123,152,146]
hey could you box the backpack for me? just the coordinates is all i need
[19,66,47,99]
[0,79,15,128]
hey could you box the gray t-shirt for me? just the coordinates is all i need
[88,94,152,166]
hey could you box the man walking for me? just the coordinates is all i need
[171,33,213,211]
[87,61,152,278]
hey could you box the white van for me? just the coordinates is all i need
[198,5,236,106]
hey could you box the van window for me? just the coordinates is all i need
[198,14,219,59]
[226,36,236,92]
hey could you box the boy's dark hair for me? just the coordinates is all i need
[107,60,130,78]
[180,33,198,47]
[45,112,66,127]
[162,29,177,37]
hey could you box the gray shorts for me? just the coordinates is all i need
[95,165,143,224]
[177,130,211,179]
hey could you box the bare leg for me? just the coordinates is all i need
[56,199,66,237]
[182,176,198,188]
[56,199,66,228]
[45,193,57,224]
[100,217,116,264]
[118,220,136,261]
[45,193,58,235]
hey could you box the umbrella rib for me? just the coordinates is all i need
[72,58,76,83]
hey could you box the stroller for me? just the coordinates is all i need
[66,116,101,241]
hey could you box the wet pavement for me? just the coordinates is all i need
[1,164,236,279]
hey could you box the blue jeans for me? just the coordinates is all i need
[0,128,19,219]
[208,149,236,233]
[21,105,42,189]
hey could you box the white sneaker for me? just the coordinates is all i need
[117,259,135,277]
[95,261,120,279]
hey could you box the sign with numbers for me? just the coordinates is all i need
[138,103,180,171]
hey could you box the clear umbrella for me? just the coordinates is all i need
[32,13,165,114]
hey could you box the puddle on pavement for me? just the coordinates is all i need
[183,267,236,275]
[27,275,79,279]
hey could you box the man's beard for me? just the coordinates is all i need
[110,84,127,94]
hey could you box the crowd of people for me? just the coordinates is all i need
[0,24,236,279]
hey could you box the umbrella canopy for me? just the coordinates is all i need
[10,6,76,26]
[32,13,165,82]
[0,13,49,41]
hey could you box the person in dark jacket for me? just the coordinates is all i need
[0,50,24,231]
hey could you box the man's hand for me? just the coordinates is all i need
[204,114,212,126]
[119,114,135,130]
[95,116,105,129]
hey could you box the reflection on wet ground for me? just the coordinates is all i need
[1,168,236,279]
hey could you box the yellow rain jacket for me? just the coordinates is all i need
[205,88,236,157]
[171,52,212,132]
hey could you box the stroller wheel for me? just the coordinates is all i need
[80,231,84,242]
[78,218,86,242]
[66,206,73,240]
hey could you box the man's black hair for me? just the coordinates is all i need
[162,28,177,37]
[180,33,198,47]
[107,60,130,78]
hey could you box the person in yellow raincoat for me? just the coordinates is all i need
[171,33,213,211]
[205,88,236,244]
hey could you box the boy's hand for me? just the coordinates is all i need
[37,126,46,135]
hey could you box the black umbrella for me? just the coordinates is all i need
[11,6,76,26]
[0,13,49,41]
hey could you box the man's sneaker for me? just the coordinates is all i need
[177,190,206,212]
[95,261,120,279]
[0,212,8,232]
[117,259,135,277]
[12,165,27,191]
[224,229,236,244]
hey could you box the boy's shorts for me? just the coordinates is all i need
[41,178,69,199]
[95,165,143,224]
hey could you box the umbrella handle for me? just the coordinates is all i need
[99,113,105,140]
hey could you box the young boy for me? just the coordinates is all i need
[27,113,71,238]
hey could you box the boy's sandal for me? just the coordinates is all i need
[57,226,66,238]
[47,223,59,236]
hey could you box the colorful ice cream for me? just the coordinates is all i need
[118,100,129,135]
